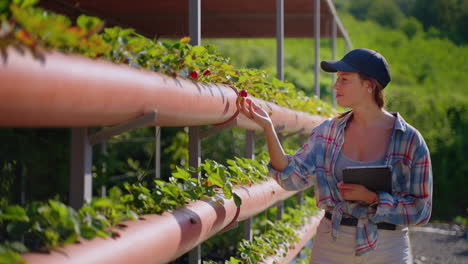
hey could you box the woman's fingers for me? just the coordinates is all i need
[248,99,256,118]
[337,183,361,190]
[237,98,272,129]
[238,98,254,119]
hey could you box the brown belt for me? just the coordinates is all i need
[325,211,396,230]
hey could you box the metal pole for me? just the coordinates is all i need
[20,164,26,205]
[189,0,201,46]
[101,142,107,197]
[331,17,337,107]
[297,191,304,205]
[276,0,284,81]
[276,201,284,220]
[243,130,255,241]
[188,1,201,261]
[155,126,161,178]
[314,0,321,98]
[188,127,201,264]
[69,128,92,210]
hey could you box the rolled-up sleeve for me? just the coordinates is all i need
[268,123,326,191]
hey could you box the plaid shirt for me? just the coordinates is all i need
[268,111,433,256]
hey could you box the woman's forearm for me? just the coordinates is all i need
[264,123,289,172]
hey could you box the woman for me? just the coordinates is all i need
[237,48,432,263]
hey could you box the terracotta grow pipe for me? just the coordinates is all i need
[261,211,324,264]
[22,178,303,264]
[234,178,299,221]
[0,47,325,132]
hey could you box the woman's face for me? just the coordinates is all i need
[334,71,370,108]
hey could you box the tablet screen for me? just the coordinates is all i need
[342,165,392,193]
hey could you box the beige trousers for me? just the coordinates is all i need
[310,217,413,264]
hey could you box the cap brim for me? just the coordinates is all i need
[320,60,359,73]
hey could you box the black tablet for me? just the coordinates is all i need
[342,165,392,193]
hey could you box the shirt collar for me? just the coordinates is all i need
[336,110,407,133]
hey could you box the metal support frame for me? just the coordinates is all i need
[243,130,256,241]
[89,111,158,145]
[297,191,304,206]
[100,142,108,197]
[199,121,237,139]
[70,128,93,210]
[314,0,321,98]
[243,129,261,239]
[188,1,201,261]
[69,111,158,210]
[155,126,161,178]
[188,123,241,260]
[188,125,202,264]
[276,200,285,220]
[276,0,284,81]
[189,0,201,46]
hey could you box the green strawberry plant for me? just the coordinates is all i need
[204,196,318,264]
[0,0,333,117]
[0,153,283,263]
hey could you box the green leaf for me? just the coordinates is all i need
[77,15,103,31]
[0,244,25,264]
[126,210,138,220]
[228,257,243,264]
[1,205,29,222]
[13,0,38,8]
[191,45,206,56]
[4,241,28,254]
[108,186,122,201]
[206,170,223,188]
[222,185,232,199]
[226,75,239,82]
[0,0,10,14]
[62,232,78,245]
[91,198,114,208]
[233,193,242,207]
[171,166,191,181]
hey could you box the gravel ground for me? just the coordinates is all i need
[410,223,468,264]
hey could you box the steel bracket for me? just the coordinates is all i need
[70,110,158,210]
[89,111,158,145]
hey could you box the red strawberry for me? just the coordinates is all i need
[204,180,210,185]
[203,70,211,76]
[190,71,198,79]
[239,90,248,97]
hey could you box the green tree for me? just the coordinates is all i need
[401,17,423,39]
[412,0,462,43]
[348,0,372,20]
[455,1,468,43]
[393,0,416,16]
[367,0,405,28]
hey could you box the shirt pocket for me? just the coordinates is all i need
[391,158,412,193]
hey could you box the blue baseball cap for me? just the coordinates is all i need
[321,48,391,88]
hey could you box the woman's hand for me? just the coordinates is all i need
[237,98,273,130]
[237,97,288,171]
[337,181,379,204]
